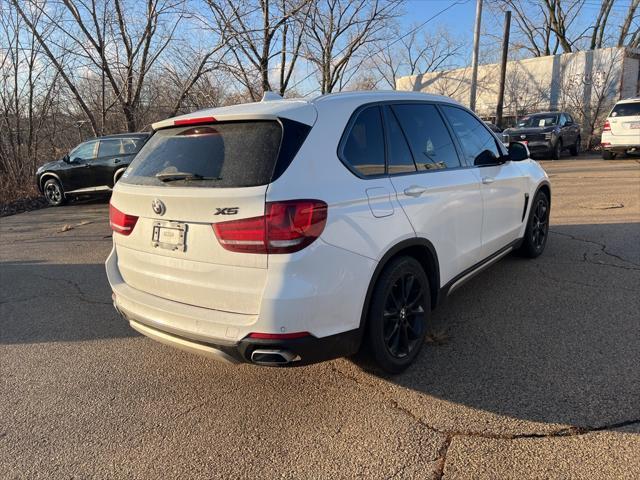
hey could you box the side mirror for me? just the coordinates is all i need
[474,149,505,166]
[62,154,70,163]
[508,142,529,161]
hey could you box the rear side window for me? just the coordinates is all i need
[441,105,501,166]
[385,107,416,174]
[122,121,282,188]
[392,104,461,170]
[610,102,640,117]
[98,139,123,157]
[340,106,385,177]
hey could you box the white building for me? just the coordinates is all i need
[396,47,639,135]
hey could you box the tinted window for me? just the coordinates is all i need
[122,121,282,188]
[610,102,640,117]
[441,106,501,166]
[122,137,145,154]
[341,106,385,176]
[392,104,460,170]
[559,113,567,126]
[69,141,97,161]
[98,139,123,158]
[385,107,416,174]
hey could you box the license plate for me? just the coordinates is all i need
[152,221,187,252]
[629,122,640,129]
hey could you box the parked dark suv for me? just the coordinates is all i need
[36,133,149,206]
[502,112,581,159]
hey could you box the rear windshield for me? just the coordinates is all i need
[121,121,282,188]
[610,102,640,117]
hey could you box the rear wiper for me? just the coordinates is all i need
[155,172,220,182]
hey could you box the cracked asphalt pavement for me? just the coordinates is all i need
[1,157,639,479]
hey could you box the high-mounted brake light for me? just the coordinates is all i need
[247,332,311,340]
[174,116,216,126]
[603,120,611,132]
[212,200,328,254]
[109,203,138,236]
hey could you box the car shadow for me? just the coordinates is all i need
[2,222,638,430]
[358,222,640,428]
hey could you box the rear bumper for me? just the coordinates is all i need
[106,243,369,366]
[116,302,360,367]
[601,144,639,153]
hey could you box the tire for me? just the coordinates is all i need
[42,178,66,206]
[551,139,562,160]
[366,256,430,374]
[569,136,580,156]
[518,190,550,258]
[602,150,615,160]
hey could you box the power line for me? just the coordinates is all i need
[295,0,471,95]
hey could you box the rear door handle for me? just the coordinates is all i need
[404,185,427,197]
[482,176,495,184]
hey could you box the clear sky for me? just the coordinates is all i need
[400,0,636,61]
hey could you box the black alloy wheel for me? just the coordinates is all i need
[367,256,430,373]
[383,273,425,358]
[519,190,550,258]
[43,178,65,206]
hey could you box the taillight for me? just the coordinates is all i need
[213,200,327,254]
[109,203,138,236]
[603,120,611,132]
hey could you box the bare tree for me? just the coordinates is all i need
[304,0,401,94]
[589,0,615,50]
[13,0,197,133]
[618,0,639,48]
[491,0,597,56]
[207,0,312,100]
[0,2,63,194]
[560,48,624,148]
[370,26,463,89]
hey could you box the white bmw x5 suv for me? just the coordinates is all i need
[106,91,550,373]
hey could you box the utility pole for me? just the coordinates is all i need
[495,10,511,128]
[469,0,483,111]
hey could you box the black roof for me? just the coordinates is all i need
[523,111,566,116]
[90,132,150,140]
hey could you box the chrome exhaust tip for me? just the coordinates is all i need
[250,349,301,366]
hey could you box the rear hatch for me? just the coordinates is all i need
[608,101,640,141]
[111,115,312,314]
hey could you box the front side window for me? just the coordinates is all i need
[392,104,460,170]
[69,141,97,162]
[441,105,501,166]
[341,106,386,177]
